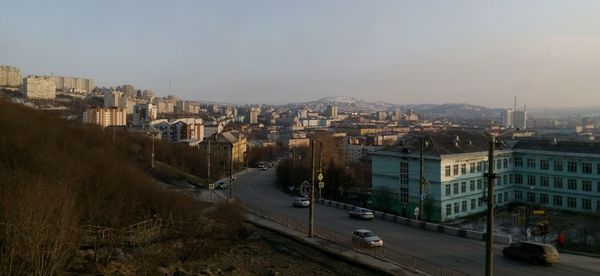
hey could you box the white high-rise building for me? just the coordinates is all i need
[502,108,514,128]
[514,110,527,129]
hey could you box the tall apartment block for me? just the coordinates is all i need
[21,76,56,99]
[0,65,21,88]
[83,107,127,127]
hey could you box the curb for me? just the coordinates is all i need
[562,249,600,258]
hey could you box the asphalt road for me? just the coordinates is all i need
[229,168,600,276]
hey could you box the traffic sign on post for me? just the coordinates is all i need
[208,183,215,190]
[317,173,324,181]
[318,181,325,189]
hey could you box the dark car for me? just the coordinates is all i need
[215,181,229,190]
[502,242,559,264]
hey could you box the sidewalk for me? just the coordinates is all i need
[246,214,417,276]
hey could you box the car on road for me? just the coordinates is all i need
[216,181,229,190]
[352,229,383,247]
[292,197,310,207]
[348,207,374,220]
[502,242,559,264]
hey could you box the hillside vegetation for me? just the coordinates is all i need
[0,100,243,275]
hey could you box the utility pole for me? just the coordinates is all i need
[292,147,296,188]
[207,139,211,187]
[308,139,316,238]
[229,143,234,201]
[419,137,425,221]
[485,135,496,276]
[319,142,323,199]
[151,133,155,168]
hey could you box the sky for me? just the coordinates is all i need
[2,0,600,108]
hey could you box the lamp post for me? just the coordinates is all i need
[484,134,497,276]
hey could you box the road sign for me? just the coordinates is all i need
[317,173,324,181]
[208,183,215,190]
[318,181,325,189]
[414,207,420,218]
[300,180,310,198]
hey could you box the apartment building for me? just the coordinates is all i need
[83,107,127,127]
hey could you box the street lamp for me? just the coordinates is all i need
[147,131,155,168]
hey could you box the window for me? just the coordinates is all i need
[400,187,409,203]
[496,159,502,170]
[509,174,514,184]
[498,193,503,204]
[583,163,592,174]
[477,161,482,172]
[446,204,452,216]
[503,174,508,185]
[515,158,523,167]
[527,175,536,186]
[445,184,451,196]
[453,165,459,175]
[540,176,549,187]
[527,192,535,203]
[461,182,466,193]
[503,158,508,169]
[445,165,451,177]
[582,199,591,210]
[540,160,549,170]
[470,180,475,191]
[461,164,467,175]
[515,191,523,200]
[597,164,600,175]
[553,195,563,207]
[567,197,577,208]
[478,198,483,207]
[554,160,563,171]
[454,202,459,214]
[477,179,482,190]
[453,183,459,194]
[554,178,563,189]
[471,199,476,210]
[598,181,600,192]
[527,159,536,168]
[461,201,467,212]
[568,161,577,173]
[582,180,592,191]
[515,174,523,184]
[504,191,508,202]
[469,162,475,173]
[568,179,577,190]
[400,162,409,184]
[540,193,548,205]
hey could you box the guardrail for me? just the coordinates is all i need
[245,205,468,276]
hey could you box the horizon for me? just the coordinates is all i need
[2,1,600,108]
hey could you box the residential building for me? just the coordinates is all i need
[132,103,158,126]
[502,108,513,128]
[199,130,247,169]
[0,65,21,88]
[514,109,527,129]
[21,76,56,99]
[326,105,338,119]
[249,107,260,124]
[52,76,94,93]
[150,118,204,143]
[83,107,127,127]
[121,84,135,98]
[104,91,122,107]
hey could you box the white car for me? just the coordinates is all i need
[349,207,374,220]
[292,197,310,207]
[352,229,383,247]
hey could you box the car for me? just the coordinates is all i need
[292,197,310,207]
[502,242,559,264]
[349,207,374,220]
[352,229,383,247]
[215,181,229,190]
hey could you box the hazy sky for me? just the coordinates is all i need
[2,1,600,107]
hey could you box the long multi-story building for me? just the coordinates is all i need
[52,76,95,93]
[371,130,600,222]
[21,76,56,99]
[150,118,204,143]
[83,107,127,127]
[0,65,21,88]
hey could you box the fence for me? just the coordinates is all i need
[245,205,468,276]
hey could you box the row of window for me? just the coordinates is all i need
[514,174,599,192]
[514,158,599,174]
[444,158,512,177]
[445,179,484,196]
[445,192,510,216]
[514,191,597,210]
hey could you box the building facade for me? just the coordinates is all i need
[150,118,204,143]
[132,103,158,126]
[370,130,600,222]
[0,65,21,88]
[52,76,95,93]
[83,107,127,127]
[21,76,56,99]
[199,130,247,169]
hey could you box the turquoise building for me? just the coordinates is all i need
[371,130,600,222]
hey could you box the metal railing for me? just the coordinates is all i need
[245,205,468,276]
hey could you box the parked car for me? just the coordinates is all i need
[502,242,559,264]
[352,229,383,247]
[349,207,374,220]
[292,197,310,207]
[215,181,229,190]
